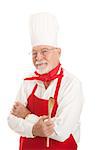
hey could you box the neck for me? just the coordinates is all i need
[44,81,51,89]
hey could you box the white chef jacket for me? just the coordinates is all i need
[8,67,84,143]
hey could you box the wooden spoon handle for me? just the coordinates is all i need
[47,137,49,147]
[46,114,51,147]
[47,97,55,147]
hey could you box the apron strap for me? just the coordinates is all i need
[32,83,38,93]
[54,68,63,101]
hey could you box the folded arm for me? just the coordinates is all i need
[8,81,40,137]
[8,101,54,137]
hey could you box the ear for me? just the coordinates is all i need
[58,48,61,56]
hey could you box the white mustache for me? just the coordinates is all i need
[35,61,47,65]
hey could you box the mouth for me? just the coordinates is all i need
[35,62,48,69]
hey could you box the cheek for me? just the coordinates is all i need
[47,54,58,65]
[32,58,36,66]
[32,58,35,63]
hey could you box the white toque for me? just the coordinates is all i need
[29,12,59,47]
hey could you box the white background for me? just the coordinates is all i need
[0,0,100,149]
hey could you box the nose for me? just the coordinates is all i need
[36,52,44,61]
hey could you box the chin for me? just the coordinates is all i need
[36,65,52,74]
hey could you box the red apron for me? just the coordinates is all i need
[19,69,77,150]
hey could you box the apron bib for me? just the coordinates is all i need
[19,69,77,150]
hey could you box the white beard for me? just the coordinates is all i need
[35,61,52,74]
[37,66,51,74]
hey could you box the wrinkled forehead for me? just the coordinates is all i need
[32,45,55,51]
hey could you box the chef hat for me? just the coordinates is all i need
[29,12,59,47]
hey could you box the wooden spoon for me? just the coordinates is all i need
[47,97,55,147]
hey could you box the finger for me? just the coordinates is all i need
[14,105,17,109]
[11,106,16,112]
[15,101,21,106]
[46,124,55,129]
[45,120,54,126]
[46,128,54,134]
[47,125,55,131]
[11,111,17,116]
[13,102,18,107]
[11,107,17,114]
[48,124,54,128]
[45,129,54,137]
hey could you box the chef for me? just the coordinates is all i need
[8,12,84,150]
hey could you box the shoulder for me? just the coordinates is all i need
[20,72,36,89]
[62,68,81,86]
[59,68,84,102]
[59,68,82,97]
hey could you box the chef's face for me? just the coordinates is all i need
[32,45,61,74]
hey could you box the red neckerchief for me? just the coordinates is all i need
[24,63,63,82]
[34,63,61,82]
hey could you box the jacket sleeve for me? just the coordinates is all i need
[49,79,84,142]
[7,81,39,137]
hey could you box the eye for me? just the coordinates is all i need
[42,49,49,55]
[32,51,37,56]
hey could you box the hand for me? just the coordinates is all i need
[11,101,31,119]
[32,115,54,137]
